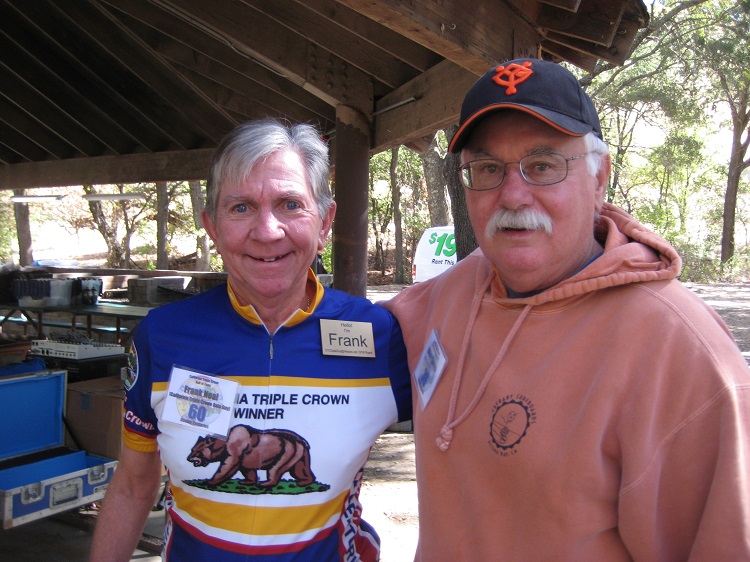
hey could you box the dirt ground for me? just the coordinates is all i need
[360,432,418,562]
[682,282,750,360]
[359,282,750,562]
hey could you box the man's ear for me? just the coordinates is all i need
[594,153,611,212]
[318,201,336,253]
[202,209,220,248]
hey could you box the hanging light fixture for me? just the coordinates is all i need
[83,193,146,201]
[10,194,66,203]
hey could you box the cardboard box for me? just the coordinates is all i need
[65,376,124,460]
[0,340,32,367]
[127,276,189,305]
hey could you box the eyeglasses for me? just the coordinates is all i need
[458,151,595,191]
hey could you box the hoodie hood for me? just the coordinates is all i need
[486,202,682,306]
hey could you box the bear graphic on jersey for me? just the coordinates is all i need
[187,424,317,489]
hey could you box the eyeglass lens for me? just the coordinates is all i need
[461,153,571,190]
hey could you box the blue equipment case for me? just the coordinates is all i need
[0,369,118,529]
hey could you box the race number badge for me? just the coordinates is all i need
[161,366,237,437]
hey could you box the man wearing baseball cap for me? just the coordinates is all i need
[384,58,750,560]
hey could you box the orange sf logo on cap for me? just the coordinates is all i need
[492,61,533,95]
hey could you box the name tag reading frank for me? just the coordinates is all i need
[320,319,375,358]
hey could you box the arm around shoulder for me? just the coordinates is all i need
[89,446,163,562]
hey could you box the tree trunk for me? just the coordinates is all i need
[391,147,407,283]
[370,200,384,272]
[12,189,34,266]
[422,133,450,226]
[85,186,127,268]
[721,107,750,263]
[156,181,169,269]
[106,238,126,268]
[189,180,211,271]
[121,221,135,267]
[443,126,477,260]
[721,158,740,263]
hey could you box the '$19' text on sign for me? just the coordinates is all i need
[430,231,456,257]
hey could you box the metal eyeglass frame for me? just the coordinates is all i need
[458,151,596,191]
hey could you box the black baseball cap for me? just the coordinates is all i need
[449,58,602,153]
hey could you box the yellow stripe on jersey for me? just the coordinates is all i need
[123,428,158,452]
[153,376,391,392]
[264,376,391,388]
[170,483,348,535]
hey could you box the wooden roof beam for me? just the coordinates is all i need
[336,0,542,75]
[162,0,374,117]
[371,60,477,153]
[0,149,215,190]
[537,0,628,47]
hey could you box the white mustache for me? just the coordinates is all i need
[486,208,553,238]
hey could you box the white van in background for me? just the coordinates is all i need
[412,226,456,282]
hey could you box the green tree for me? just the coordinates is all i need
[369,146,430,281]
[629,130,709,237]
[688,1,750,263]
[10,187,74,266]
[368,153,394,274]
[394,147,429,282]
[83,184,151,268]
[442,126,477,260]
[12,191,33,266]
[586,0,707,207]
[151,181,205,269]
[581,0,750,281]
[421,131,451,227]
[390,147,406,283]
[188,180,211,271]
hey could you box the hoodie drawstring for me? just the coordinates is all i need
[436,277,533,451]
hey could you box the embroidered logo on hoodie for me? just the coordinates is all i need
[488,395,536,456]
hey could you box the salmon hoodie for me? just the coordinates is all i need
[385,203,750,561]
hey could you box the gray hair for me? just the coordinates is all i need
[583,132,610,177]
[205,119,333,222]
[584,132,610,230]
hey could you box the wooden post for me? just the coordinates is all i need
[332,106,370,297]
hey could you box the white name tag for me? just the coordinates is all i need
[320,319,375,358]
[161,366,237,437]
[414,329,447,408]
